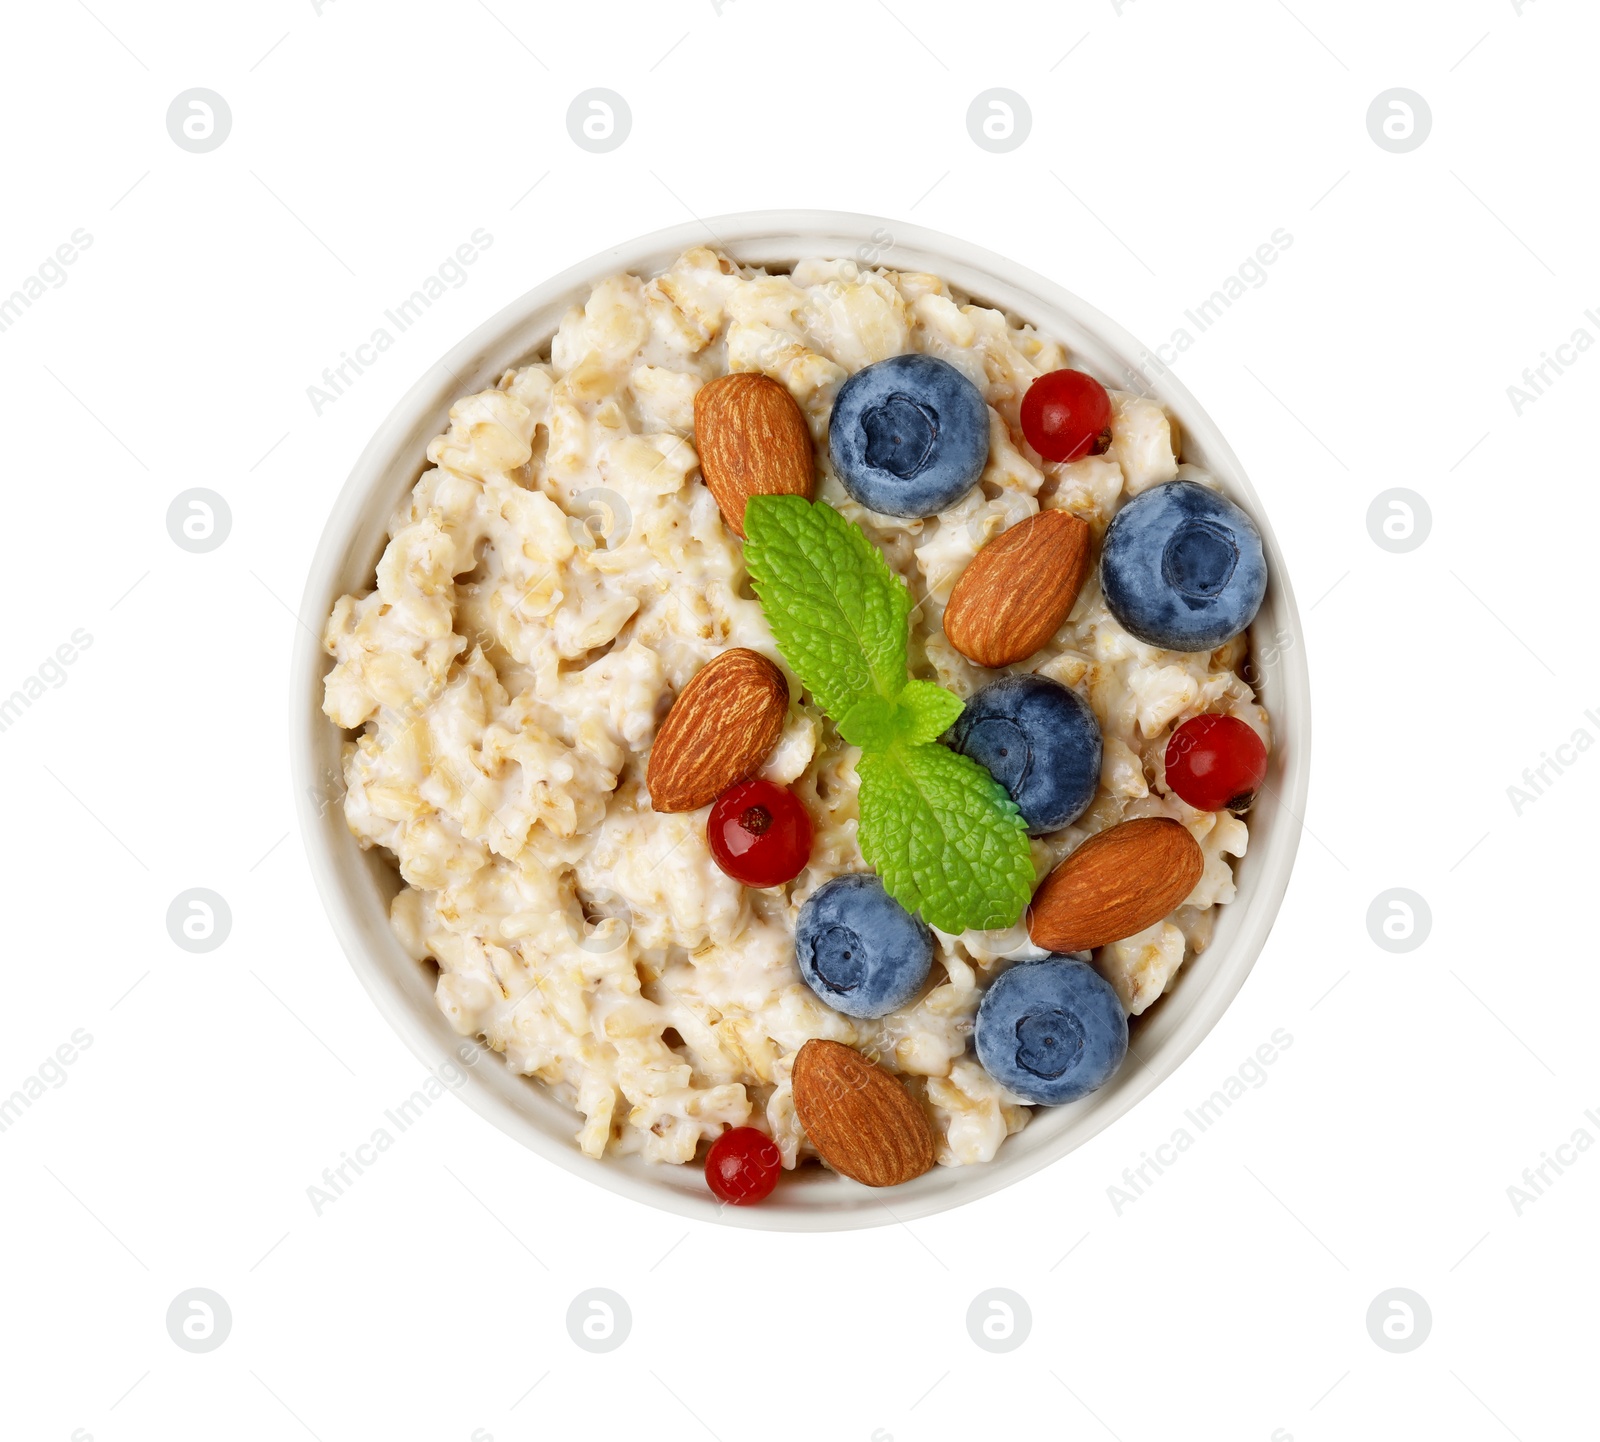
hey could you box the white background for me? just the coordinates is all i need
[1,1,1593,1439]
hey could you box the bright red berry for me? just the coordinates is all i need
[707,778,813,888]
[705,1126,782,1204]
[1020,369,1113,463]
[1165,715,1268,813]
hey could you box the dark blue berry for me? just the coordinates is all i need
[829,354,990,518]
[945,674,1102,835]
[974,957,1127,1105]
[1100,480,1267,651]
[795,874,934,1019]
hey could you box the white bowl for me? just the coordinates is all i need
[292,211,1311,1231]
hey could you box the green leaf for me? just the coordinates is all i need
[743,495,912,720]
[857,743,1035,934]
[895,680,965,745]
[836,694,900,751]
[838,683,964,750]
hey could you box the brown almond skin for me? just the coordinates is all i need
[944,510,1092,669]
[791,1040,937,1188]
[646,649,788,813]
[1027,817,1204,953]
[693,373,815,537]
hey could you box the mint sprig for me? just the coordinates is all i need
[743,495,1034,934]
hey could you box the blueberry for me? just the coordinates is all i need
[794,873,934,1018]
[974,957,1127,1105]
[945,674,1102,836]
[1100,480,1267,651]
[829,354,990,517]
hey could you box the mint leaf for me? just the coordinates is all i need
[839,683,963,750]
[895,680,965,745]
[836,695,900,751]
[744,495,912,719]
[857,743,1035,934]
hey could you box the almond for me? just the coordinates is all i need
[943,510,1092,669]
[693,372,814,537]
[1027,816,1204,953]
[790,1039,936,1188]
[646,648,788,813]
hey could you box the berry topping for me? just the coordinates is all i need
[1099,480,1267,651]
[829,354,990,518]
[794,873,933,1018]
[945,674,1102,835]
[707,778,813,888]
[1164,714,1268,813]
[704,1126,782,1204]
[974,956,1127,1105]
[1020,369,1113,463]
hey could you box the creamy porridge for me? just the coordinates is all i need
[321,246,1270,1176]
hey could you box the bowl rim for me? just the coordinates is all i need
[291,209,1311,1231]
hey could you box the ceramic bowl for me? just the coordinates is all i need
[291,211,1311,1230]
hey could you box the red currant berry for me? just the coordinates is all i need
[1020,369,1113,463]
[707,778,813,888]
[705,1126,782,1204]
[1165,714,1268,813]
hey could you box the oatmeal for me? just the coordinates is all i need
[321,247,1270,1172]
